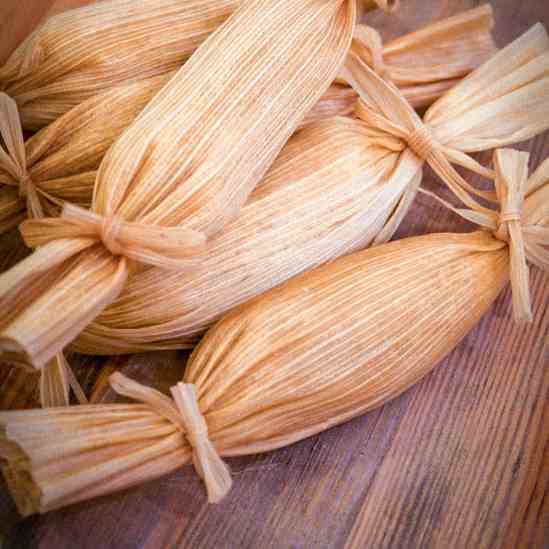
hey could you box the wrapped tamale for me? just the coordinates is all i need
[1,148,547,514]
[66,24,548,354]
[0,0,357,370]
[1,0,391,130]
[0,0,238,129]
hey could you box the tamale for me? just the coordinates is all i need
[67,24,549,354]
[306,4,497,125]
[0,0,357,370]
[1,148,547,514]
[0,0,238,130]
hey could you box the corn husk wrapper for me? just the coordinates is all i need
[305,4,497,125]
[1,0,391,130]
[2,147,547,514]
[0,74,173,234]
[0,0,239,130]
[0,0,357,371]
[68,23,549,355]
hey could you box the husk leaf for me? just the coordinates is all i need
[1,0,388,130]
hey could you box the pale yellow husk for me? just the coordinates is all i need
[0,0,357,370]
[0,6,492,237]
[1,147,547,514]
[67,23,549,355]
[1,0,390,131]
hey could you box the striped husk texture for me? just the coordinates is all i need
[0,233,514,515]
[0,6,494,237]
[1,145,547,514]
[0,0,238,129]
[0,74,172,234]
[67,23,547,355]
[0,0,356,370]
[1,0,390,130]
[305,4,497,124]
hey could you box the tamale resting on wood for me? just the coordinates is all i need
[1,147,547,514]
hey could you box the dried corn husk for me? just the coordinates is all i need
[0,0,238,130]
[305,4,497,124]
[0,74,173,234]
[68,23,548,355]
[2,147,547,514]
[1,0,389,130]
[0,0,357,370]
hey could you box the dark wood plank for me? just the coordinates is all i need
[0,0,548,548]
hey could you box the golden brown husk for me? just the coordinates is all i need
[69,23,548,355]
[0,74,173,234]
[0,0,356,370]
[1,0,391,130]
[0,232,511,515]
[306,3,497,125]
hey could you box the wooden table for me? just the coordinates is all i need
[0,1,548,547]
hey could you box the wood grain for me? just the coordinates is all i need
[0,0,548,548]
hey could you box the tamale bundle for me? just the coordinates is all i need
[1,147,547,514]
[0,6,494,238]
[0,0,358,371]
[305,4,497,124]
[1,0,393,130]
[0,74,172,234]
[66,23,549,355]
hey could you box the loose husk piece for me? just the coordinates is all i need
[0,6,493,237]
[67,24,549,355]
[0,0,387,130]
[0,0,357,369]
[2,147,547,515]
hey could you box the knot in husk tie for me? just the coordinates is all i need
[100,215,125,256]
[421,149,549,323]
[343,51,498,213]
[19,202,207,270]
[109,372,232,503]
[18,172,44,219]
[406,125,436,161]
[0,92,45,219]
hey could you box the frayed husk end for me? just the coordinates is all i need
[0,435,42,516]
[0,402,192,516]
